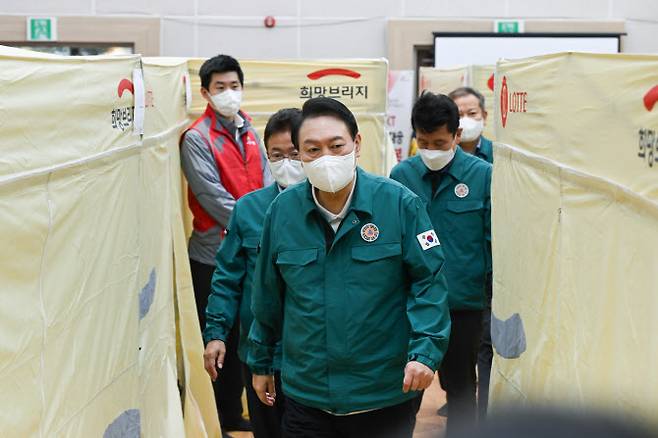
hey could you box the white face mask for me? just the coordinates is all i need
[418,148,455,171]
[269,158,306,188]
[210,89,242,118]
[459,117,484,142]
[302,150,356,193]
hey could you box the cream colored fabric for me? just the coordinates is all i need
[418,65,496,140]
[418,65,467,96]
[490,52,658,424]
[0,48,219,437]
[143,57,221,438]
[468,64,496,140]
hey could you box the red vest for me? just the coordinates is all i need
[184,105,264,233]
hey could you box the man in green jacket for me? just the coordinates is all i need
[390,92,492,434]
[449,86,495,419]
[248,97,451,438]
[203,108,305,438]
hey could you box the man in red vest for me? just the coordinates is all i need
[181,54,272,435]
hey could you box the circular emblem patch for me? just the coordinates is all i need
[360,223,379,242]
[454,183,469,198]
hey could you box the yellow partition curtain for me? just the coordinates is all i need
[143,57,221,438]
[417,65,496,140]
[418,65,467,96]
[0,47,219,437]
[489,52,658,425]
[468,64,496,140]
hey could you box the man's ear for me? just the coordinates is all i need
[482,109,488,124]
[200,87,211,104]
[454,128,463,147]
[354,133,362,159]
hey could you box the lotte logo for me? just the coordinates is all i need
[500,76,509,127]
[499,76,528,128]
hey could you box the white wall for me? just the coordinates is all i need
[1,0,657,57]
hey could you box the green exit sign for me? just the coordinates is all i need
[495,20,524,34]
[27,17,58,41]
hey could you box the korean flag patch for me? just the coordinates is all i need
[416,229,440,250]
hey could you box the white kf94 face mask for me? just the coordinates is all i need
[269,158,306,188]
[302,150,356,193]
[459,117,484,142]
[418,148,455,171]
[210,89,242,118]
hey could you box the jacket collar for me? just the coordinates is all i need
[410,146,469,183]
[299,167,373,218]
[476,136,493,162]
[203,104,251,136]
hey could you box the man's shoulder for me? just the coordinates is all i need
[235,184,277,210]
[478,136,494,162]
[181,122,209,147]
[391,155,421,175]
[360,168,420,204]
[462,149,493,173]
[264,181,306,212]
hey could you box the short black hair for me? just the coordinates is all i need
[449,86,486,111]
[291,97,359,148]
[411,92,460,136]
[199,54,244,90]
[264,108,302,149]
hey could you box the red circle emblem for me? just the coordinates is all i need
[455,183,470,198]
[501,76,509,128]
[360,223,380,242]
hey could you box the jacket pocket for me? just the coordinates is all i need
[275,248,322,307]
[242,236,259,250]
[444,200,484,233]
[276,248,319,266]
[445,199,483,213]
[351,242,402,262]
[349,242,403,294]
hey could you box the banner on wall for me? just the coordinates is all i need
[186,58,396,177]
[490,52,658,425]
[387,70,415,162]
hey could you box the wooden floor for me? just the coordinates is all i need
[412,375,447,438]
[229,375,447,438]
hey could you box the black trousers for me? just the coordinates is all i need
[439,309,483,435]
[282,397,415,438]
[477,275,493,421]
[242,364,286,438]
[190,258,245,427]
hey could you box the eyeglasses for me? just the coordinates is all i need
[268,151,301,162]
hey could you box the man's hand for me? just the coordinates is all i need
[203,340,226,381]
[402,361,434,393]
[253,374,276,406]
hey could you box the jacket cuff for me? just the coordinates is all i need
[203,327,228,346]
[408,353,437,372]
[247,346,276,375]
[248,365,275,376]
